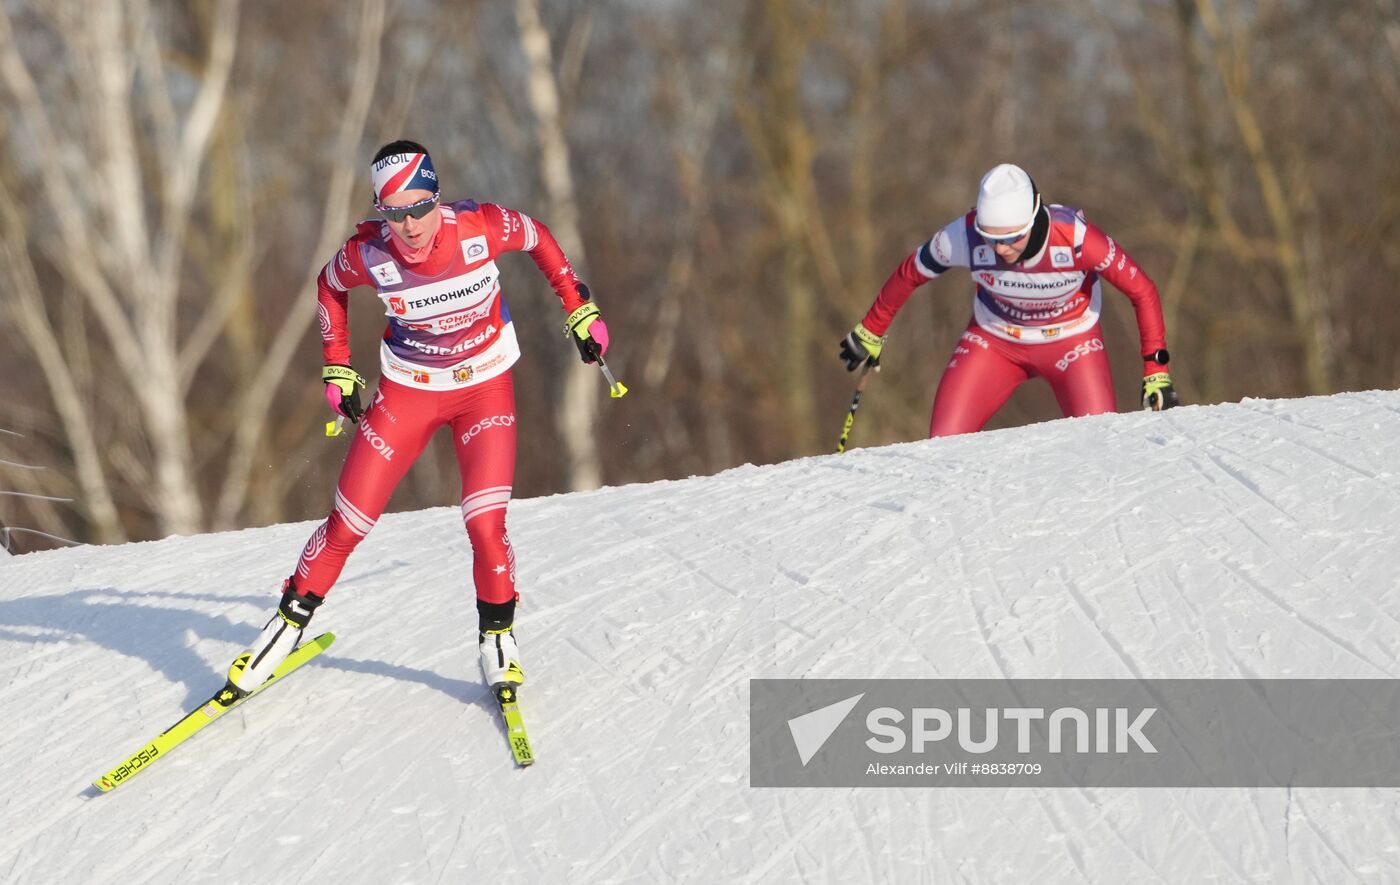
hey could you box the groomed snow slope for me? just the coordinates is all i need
[4,392,1400,883]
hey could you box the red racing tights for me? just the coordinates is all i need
[929,321,1117,437]
[293,372,518,604]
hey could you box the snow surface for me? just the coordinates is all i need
[4,392,1400,883]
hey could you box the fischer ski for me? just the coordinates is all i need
[494,684,535,767]
[92,632,336,793]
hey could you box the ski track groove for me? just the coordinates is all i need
[1066,791,1159,878]
[576,771,714,881]
[1241,789,1290,880]
[1217,556,1386,675]
[1062,571,1237,784]
[1032,794,1090,881]
[1281,435,1382,482]
[1196,451,1300,527]
[1160,792,1256,882]
[1240,400,1383,481]
[740,795,825,883]
[1060,576,1144,681]
[1279,790,1370,882]
[844,797,880,882]
[1254,789,1338,885]
[1050,565,1259,879]
[1213,504,1308,579]
[951,559,1140,882]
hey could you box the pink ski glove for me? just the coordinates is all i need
[587,319,610,357]
[322,364,366,423]
[564,301,610,364]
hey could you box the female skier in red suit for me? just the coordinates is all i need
[841,164,1177,437]
[230,140,610,694]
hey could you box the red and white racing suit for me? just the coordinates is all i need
[294,200,587,603]
[863,204,1168,436]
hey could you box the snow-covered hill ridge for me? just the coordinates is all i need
[4,391,1400,883]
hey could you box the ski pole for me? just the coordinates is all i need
[325,416,345,437]
[594,351,629,399]
[836,362,876,453]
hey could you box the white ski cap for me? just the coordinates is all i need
[975,164,1039,231]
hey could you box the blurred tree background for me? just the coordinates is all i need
[1,0,1396,552]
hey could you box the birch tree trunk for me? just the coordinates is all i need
[211,0,386,529]
[0,208,125,543]
[0,0,241,536]
[0,0,386,540]
[514,0,603,491]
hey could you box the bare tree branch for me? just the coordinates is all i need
[0,198,127,543]
[213,0,387,530]
[1195,0,1333,393]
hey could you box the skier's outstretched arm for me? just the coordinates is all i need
[1080,223,1179,410]
[840,220,965,372]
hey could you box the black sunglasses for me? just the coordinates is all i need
[376,193,439,223]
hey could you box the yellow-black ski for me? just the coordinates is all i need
[494,684,535,767]
[92,633,336,793]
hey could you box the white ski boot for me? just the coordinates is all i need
[229,579,323,694]
[480,627,525,688]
